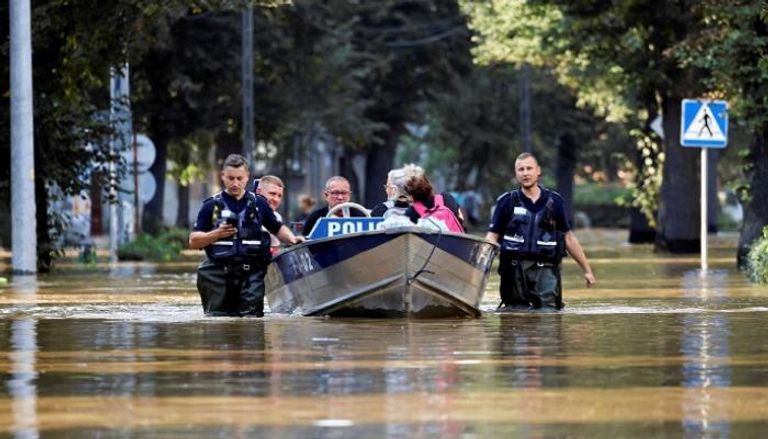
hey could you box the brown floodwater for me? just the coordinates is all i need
[1,230,768,438]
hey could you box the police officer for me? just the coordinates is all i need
[485,152,595,310]
[189,154,303,317]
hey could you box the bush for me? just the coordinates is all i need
[747,225,768,284]
[573,183,632,228]
[573,182,632,206]
[117,228,186,261]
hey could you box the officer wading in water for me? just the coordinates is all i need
[189,154,304,317]
[486,152,596,311]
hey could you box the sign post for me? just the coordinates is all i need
[680,99,728,271]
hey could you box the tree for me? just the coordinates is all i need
[132,9,243,234]
[462,0,718,252]
[0,0,181,269]
[682,1,768,265]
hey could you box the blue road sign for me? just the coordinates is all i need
[680,99,728,148]
[307,217,384,239]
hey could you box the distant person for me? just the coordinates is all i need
[291,194,316,233]
[188,154,303,317]
[256,175,286,255]
[462,189,482,227]
[485,152,595,311]
[403,174,465,233]
[370,164,424,223]
[302,176,366,236]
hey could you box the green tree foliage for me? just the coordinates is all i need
[462,0,736,252]
[679,1,768,266]
[746,226,768,283]
[406,63,634,209]
[1,1,287,263]
[301,0,475,205]
[1,0,178,269]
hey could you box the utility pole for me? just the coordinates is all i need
[242,5,255,173]
[519,63,532,153]
[10,0,38,275]
[108,65,133,263]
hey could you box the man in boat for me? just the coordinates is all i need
[485,152,595,311]
[255,175,286,255]
[302,176,367,236]
[189,154,304,317]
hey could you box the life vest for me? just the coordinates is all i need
[411,194,464,233]
[205,192,271,262]
[500,189,565,263]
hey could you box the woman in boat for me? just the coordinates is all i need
[403,174,465,233]
[370,164,424,220]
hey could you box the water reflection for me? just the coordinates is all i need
[681,269,732,438]
[496,313,565,388]
[8,319,39,439]
[1,238,768,437]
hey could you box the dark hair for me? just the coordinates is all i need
[405,175,433,203]
[222,154,248,171]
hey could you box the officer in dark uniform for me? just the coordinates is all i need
[189,154,303,317]
[486,152,595,310]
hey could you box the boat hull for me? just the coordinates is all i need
[266,227,498,318]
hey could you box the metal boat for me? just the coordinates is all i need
[265,223,498,318]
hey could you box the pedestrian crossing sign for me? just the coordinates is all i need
[680,99,728,148]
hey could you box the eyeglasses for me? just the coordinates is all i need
[327,190,351,197]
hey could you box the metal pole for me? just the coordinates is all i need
[10,0,38,275]
[242,5,255,171]
[109,65,133,260]
[133,133,141,236]
[700,147,708,271]
[519,63,532,153]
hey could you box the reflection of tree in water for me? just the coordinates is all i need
[495,313,566,389]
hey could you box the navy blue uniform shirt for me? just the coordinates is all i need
[488,187,570,235]
[193,191,283,235]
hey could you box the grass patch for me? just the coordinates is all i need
[117,228,188,261]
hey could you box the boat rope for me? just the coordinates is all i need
[407,220,442,285]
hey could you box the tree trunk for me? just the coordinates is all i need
[177,183,190,229]
[175,147,190,229]
[141,127,167,236]
[656,95,701,253]
[338,146,360,201]
[556,133,577,226]
[628,209,656,243]
[363,131,399,207]
[215,129,241,165]
[737,130,768,267]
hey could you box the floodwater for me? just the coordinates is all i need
[1,230,768,438]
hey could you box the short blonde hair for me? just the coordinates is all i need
[258,175,284,189]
